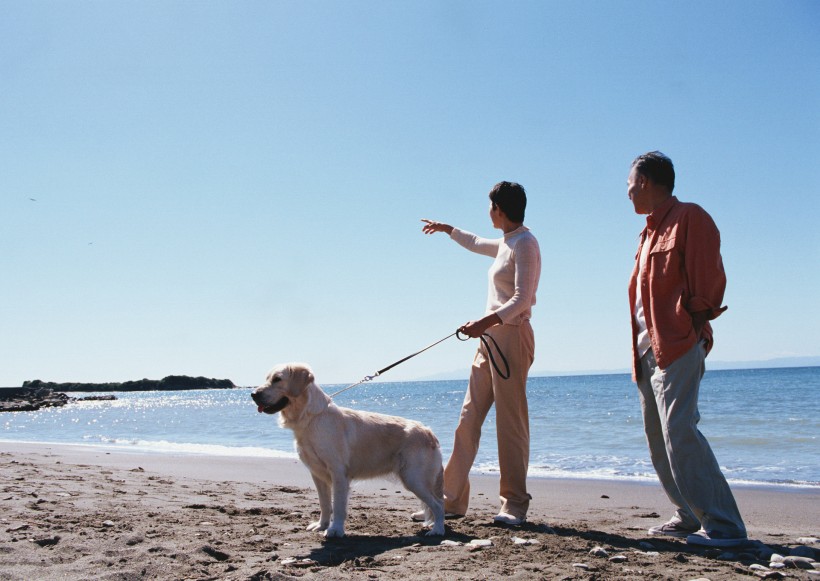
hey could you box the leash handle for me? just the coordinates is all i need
[457,329,510,380]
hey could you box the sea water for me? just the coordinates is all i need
[2,367,818,488]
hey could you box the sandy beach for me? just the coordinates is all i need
[1,442,817,580]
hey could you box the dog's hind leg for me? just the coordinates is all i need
[401,463,445,536]
[307,473,332,532]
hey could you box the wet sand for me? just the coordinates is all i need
[1,442,817,580]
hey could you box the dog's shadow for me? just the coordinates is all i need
[306,527,475,567]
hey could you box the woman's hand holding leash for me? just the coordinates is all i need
[459,313,502,338]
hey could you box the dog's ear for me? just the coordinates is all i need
[287,363,315,395]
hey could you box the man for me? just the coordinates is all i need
[627,151,747,547]
[420,181,540,525]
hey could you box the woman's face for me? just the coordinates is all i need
[489,201,503,229]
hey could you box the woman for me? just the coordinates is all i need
[419,181,541,525]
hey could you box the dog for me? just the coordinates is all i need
[251,362,445,538]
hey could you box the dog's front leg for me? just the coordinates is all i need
[307,473,332,532]
[324,472,349,538]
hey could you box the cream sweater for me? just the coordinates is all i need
[450,225,541,325]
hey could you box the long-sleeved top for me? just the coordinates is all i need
[450,225,541,326]
[628,196,727,380]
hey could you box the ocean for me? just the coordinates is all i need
[2,367,818,488]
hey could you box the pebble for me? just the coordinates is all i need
[201,545,230,562]
[609,555,628,563]
[512,537,539,545]
[32,535,60,547]
[782,556,817,569]
[759,572,786,579]
[589,546,609,558]
[281,558,316,568]
[638,541,655,551]
[749,564,769,571]
[102,520,115,528]
[572,563,596,571]
[798,538,820,545]
[439,539,462,547]
[468,539,493,547]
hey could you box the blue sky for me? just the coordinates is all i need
[2,1,818,387]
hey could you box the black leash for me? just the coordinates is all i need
[329,328,510,399]
[475,332,511,380]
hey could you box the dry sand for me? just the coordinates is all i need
[1,442,818,580]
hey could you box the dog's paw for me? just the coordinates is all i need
[324,525,345,538]
[425,525,445,537]
[307,521,328,532]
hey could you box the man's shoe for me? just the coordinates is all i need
[410,510,463,522]
[647,521,699,539]
[686,529,749,548]
[493,512,525,526]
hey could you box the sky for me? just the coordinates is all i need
[2,1,819,387]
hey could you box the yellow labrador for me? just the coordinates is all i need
[252,362,445,537]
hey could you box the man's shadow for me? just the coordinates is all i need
[307,521,781,567]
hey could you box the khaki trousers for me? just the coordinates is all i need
[443,321,534,519]
[637,342,746,536]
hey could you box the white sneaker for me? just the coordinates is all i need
[686,529,748,548]
[648,520,699,538]
[410,510,426,522]
[493,512,525,525]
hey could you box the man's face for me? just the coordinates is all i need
[627,167,651,215]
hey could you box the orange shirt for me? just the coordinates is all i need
[628,196,727,380]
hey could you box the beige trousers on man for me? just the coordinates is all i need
[443,321,534,519]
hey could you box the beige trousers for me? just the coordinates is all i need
[443,321,534,518]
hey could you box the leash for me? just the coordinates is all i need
[329,328,510,399]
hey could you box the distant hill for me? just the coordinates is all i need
[20,375,236,393]
[706,356,820,371]
[415,356,820,381]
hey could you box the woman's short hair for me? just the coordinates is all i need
[631,151,675,193]
[489,181,527,223]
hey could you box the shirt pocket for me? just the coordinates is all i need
[649,236,679,276]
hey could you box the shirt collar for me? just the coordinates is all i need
[504,225,529,239]
[646,196,678,230]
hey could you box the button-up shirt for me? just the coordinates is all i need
[628,196,727,380]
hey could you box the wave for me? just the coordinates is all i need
[2,436,298,459]
[5,436,817,489]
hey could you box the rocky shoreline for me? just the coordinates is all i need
[0,388,115,413]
